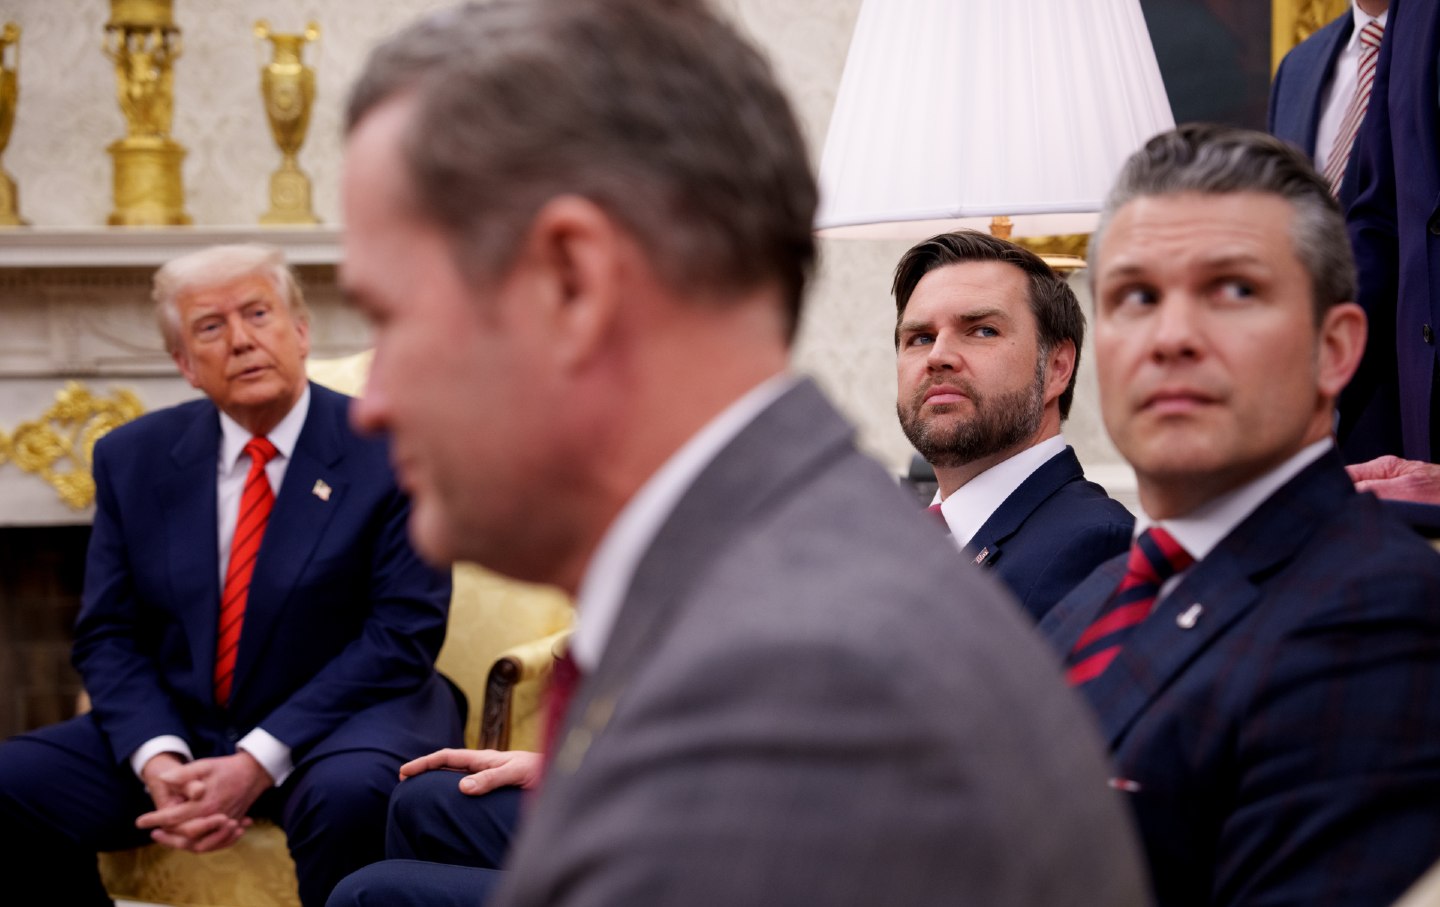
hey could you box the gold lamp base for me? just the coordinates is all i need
[260,158,319,226]
[0,169,25,226]
[107,136,191,226]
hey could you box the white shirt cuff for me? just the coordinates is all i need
[130,735,193,779]
[237,728,293,787]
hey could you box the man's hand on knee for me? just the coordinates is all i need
[135,751,273,851]
[399,748,544,794]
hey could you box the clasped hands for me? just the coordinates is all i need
[135,750,275,853]
[399,747,543,795]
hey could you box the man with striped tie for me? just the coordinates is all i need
[0,244,460,907]
[1268,0,1388,208]
[1039,123,1440,906]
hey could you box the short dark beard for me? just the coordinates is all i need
[898,359,1047,470]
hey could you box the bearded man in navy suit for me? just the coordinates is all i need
[0,244,460,907]
[893,230,1133,622]
[1041,124,1440,906]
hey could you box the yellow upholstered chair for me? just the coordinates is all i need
[98,352,572,907]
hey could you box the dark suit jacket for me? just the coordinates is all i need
[1040,451,1440,906]
[72,382,458,770]
[494,380,1148,907]
[968,446,1134,622]
[1268,13,1366,205]
[1345,0,1440,462]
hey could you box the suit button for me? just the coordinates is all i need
[1425,324,1435,345]
[1431,218,1440,236]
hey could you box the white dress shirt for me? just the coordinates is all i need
[1313,2,1389,174]
[130,386,311,786]
[930,435,1068,548]
[570,373,795,673]
[1136,438,1333,604]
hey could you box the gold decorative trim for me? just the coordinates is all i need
[0,382,144,509]
[1273,0,1350,74]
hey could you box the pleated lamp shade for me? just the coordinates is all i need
[816,0,1175,239]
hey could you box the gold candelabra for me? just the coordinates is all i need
[103,0,190,225]
[0,22,24,227]
[255,20,320,225]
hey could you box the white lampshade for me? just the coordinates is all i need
[816,0,1175,239]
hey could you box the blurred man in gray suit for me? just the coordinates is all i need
[328,2,1148,905]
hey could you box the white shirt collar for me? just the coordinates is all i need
[1135,438,1332,563]
[569,373,796,672]
[930,435,1067,546]
[218,383,310,471]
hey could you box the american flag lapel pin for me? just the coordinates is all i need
[972,547,989,565]
[312,479,332,502]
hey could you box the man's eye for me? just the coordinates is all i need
[906,333,934,347]
[194,321,223,339]
[1217,280,1255,301]
[1113,287,1157,309]
[973,326,999,338]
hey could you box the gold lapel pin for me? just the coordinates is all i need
[312,479,332,502]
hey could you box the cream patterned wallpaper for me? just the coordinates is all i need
[0,0,1126,486]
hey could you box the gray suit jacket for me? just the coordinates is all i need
[496,380,1148,906]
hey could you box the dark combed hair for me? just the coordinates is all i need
[345,0,819,339]
[892,230,1085,419]
[1090,122,1354,321]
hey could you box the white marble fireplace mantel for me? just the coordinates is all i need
[0,227,368,526]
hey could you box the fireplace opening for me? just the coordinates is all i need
[0,525,91,740]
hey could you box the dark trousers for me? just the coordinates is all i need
[0,713,403,907]
[327,770,524,907]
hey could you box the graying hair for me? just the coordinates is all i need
[1089,123,1354,321]
[345,0,818,339]
[153,244,308,353]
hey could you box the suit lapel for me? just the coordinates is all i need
[158,403,224,703]
[967,446,1084,569]
[1080,454,1354,747]
[230,385,348,702]
[1301,17,1353,151]
[549,379,855,781]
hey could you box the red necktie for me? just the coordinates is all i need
[1322,19,1385,196]
[215,436,278,706]
[540,647,582,770]
[928,502,946,525]
[1066,526,1193,686]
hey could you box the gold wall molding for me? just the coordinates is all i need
[0,382,143,509]
[1274,0,1350,73]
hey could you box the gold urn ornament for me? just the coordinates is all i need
[0,22,25,227]
[103,0,191,225]
[255,20,320,225]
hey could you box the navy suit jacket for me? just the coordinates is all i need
[1268,12,1367,206]
[1039,451,1440,906]
[72,382,459,770]
[966,446,1133,623]
[1345,0,1440,462]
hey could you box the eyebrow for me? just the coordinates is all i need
[898,306,1009,333]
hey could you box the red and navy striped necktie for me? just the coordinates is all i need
[1066,526,1193,686]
